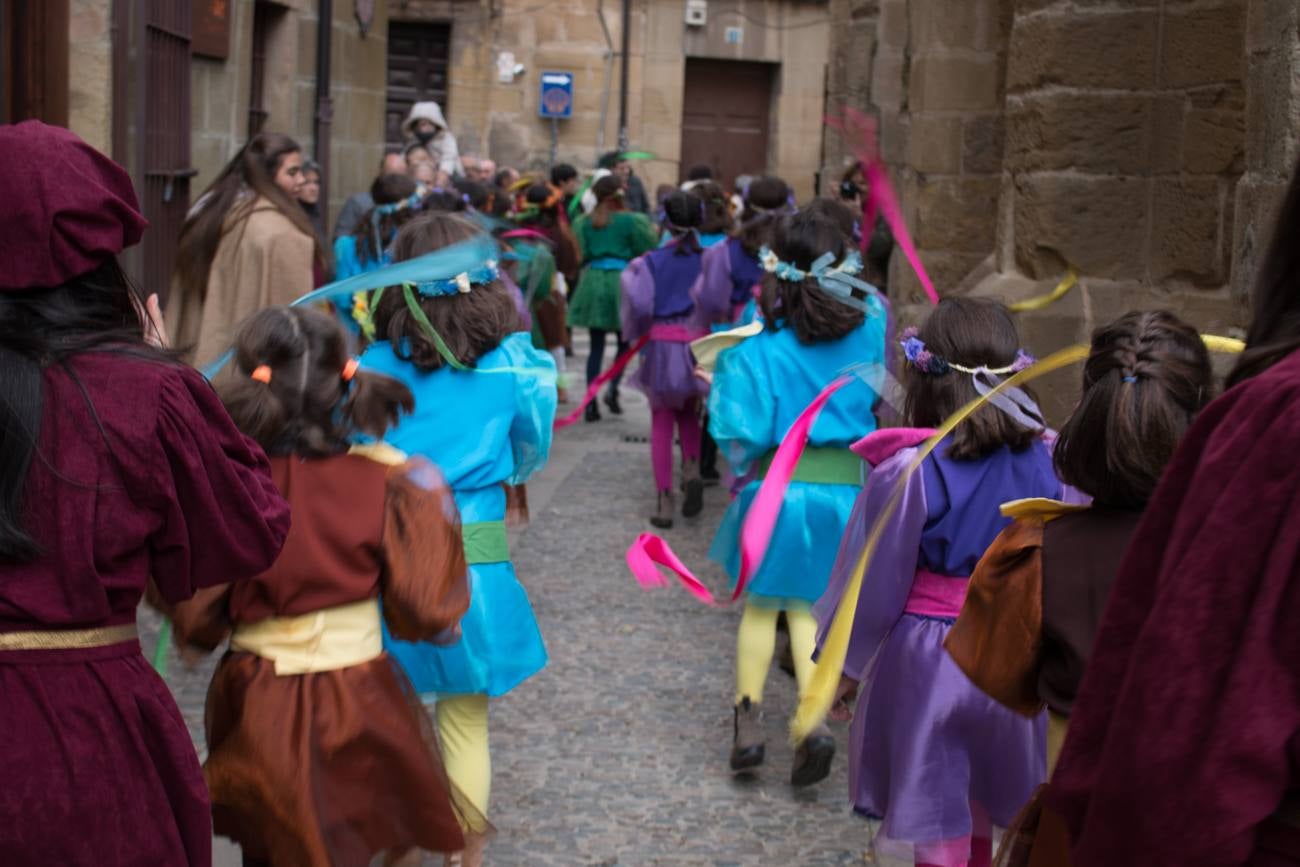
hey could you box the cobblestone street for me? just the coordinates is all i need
[141,342,890,866]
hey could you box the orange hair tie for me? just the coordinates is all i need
[250,365,273,384]
[342,358,360,381]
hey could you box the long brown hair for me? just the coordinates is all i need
[372,213,519,371]
[220,306,414,457]
[521,183,580,279]
[690,180,732,235]
[174,133,326,303]
[903,297,1039,460]
[1228,152,1300,387]
[1055,310,1212,508]
[590,175,626,229]
[758,212,865,345]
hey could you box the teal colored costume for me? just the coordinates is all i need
[508,239,559,350]
[360,332,557,696]
[708,309,886,608]
[568,211,658,331]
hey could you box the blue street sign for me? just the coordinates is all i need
[539,71,574,119]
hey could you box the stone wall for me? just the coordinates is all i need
[391,0,830,198]
[826,0,1300,418]
[190,0,390,219]
[68,0,113,154]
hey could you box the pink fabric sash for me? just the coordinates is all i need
[903,569,969,619]
[650,323,708,343]
[828,108,940,306]
[626,374,855,605]
[554,333,651,429]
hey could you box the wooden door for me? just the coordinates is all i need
[139,0,194,302]
[680,59,774,188]
[0,0,69,126]
[386,21,451,148]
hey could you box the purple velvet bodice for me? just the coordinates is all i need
[646,244,703,319]
[918,439,1061,577]
[727,238,764,306]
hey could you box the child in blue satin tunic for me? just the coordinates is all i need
[358,212,556,858]
[708,210,885,789]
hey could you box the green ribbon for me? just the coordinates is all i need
[463,520,510,564]
[756,447,862,486]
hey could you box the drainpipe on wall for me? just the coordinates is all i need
[596,0,615,155]
[617,0,631,152]
[314,0,334,226]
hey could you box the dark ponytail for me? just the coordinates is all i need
[590,175,626,230]
[758,211,865,345]
[735,175,790,255]
[661,190,703,256]
[1055,310,1212,508]
[220,306,413,456]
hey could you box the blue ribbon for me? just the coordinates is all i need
[758,247,881,314]
[201,234,508,380]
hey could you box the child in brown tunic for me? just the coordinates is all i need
[170,306,475,866]
[944,310,1213,865]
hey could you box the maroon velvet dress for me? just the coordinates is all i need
[0,354,290,867]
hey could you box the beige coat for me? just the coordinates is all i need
[169,198,315,369]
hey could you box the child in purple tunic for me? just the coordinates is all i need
[691,176,791,328]
[814,298,1058,867]
[622,191,711,528]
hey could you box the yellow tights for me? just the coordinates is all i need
[435,693,491,829]
[734,604,817,704]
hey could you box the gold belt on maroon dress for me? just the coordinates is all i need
[0,623,138,651]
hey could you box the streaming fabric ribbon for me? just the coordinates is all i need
[827,108,940,306]
[788,333,1247,741]
[200,234,556,383]
[625,362,899,605]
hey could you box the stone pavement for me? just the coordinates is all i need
[140,340,901,866]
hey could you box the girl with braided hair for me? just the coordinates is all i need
[944,309,1213,866]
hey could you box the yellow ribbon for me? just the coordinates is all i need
[790,332,1246,741]
[1009,267,1079,313]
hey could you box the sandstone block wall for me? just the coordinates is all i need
[392,0,830,198]
[190,0,389,218]
[826,0,1299,420]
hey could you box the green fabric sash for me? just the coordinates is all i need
[756,447,862,486]
[462,520,511,565]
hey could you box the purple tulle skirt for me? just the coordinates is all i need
[851,613,1047,862]
[629,320,707,411]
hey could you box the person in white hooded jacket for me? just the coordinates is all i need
[403,101,462,180]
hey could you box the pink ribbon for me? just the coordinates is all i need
[554,334,651,429]
[625,375,857,605]
[828,108,940,306]
[649,323,708,343]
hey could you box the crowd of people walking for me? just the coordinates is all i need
[2,96,1299,867]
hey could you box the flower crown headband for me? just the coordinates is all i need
[758,246,881,314]
[900,326,1036,376]
[374,192,423,217]
[408,258,501,297]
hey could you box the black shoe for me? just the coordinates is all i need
[700,465,721,486]
[584,400,601,423]
[603,390,623,415]
[730,697,766,771]
[790,727,835,787]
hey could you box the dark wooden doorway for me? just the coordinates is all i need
[385,21,451,148]
[1,0,69,126]
[138,1,194,302]
[680,59,774,189]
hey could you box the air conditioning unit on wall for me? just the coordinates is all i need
[685,0,707,27]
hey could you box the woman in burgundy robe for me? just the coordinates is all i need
[0,122,290,867]
[1040,156,1300,864]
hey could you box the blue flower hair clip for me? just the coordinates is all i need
[900,326,1036,376]
[411,259,501,296]
[758,246,881,314]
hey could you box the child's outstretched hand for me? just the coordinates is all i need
[830,674,859,722]
[142,293,169,348]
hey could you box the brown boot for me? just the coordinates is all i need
[730,696,765,770]
[681,458,704,518]
[791,721,835,786]
[650,489,674,529]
